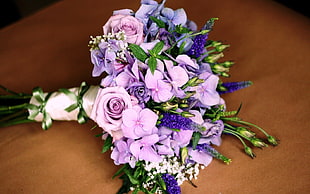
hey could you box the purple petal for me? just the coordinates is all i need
[122,109,138,127]
[145,69,163,89]
[173,130,193,147]
[139,146,162,162]
[113,9,134,15]
[129,140,142,158]
[188,148,213,166]
[176,55,199,69]
[140,134,159,145]
[189,110,204,124]
[157,80,173,102]
[140,108,158,131]
[198,89,220,106]
[115,72,131,88]
[161,8,174,20]
[172,8,187,25]
[114,140,129,152]
[204,74,219,91]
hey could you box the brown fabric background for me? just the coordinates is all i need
[0,0,309,193]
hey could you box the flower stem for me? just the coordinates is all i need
[0,103,30,111]
[222,117,278,146]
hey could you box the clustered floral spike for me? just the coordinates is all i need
[0,0,278,194]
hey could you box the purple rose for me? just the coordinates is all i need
[103,15,144,45]
[127,82,151,107]
[90,86,135,141]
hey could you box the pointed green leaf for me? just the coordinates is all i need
[158,176,167,191]
[147,56,157,74]
[149,16,165,28]
[175,24,190,34]
[124,169,140,185]
[102,134,113,153]
[151,41,164,55]
[191,132,202,150]
[128,44,148,62]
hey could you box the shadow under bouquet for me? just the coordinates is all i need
[0,0,278,193]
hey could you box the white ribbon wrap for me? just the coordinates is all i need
[29,86,99,122]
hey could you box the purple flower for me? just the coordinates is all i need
[159,7,187,30]
[121,107,158,139]
[111,138,137,168]
[199,120,224,146]
[127,82,151,107]
[161,173,181,194]
[130,134,162,162]
[192,72,220,106]
[175,55,199,78]
[218,81,253,94]
[103,15,144,45]
[90,48,114,77]
[145,69,173,102]
[91,39,129,77]
[157,135,174,155]
[157,127,192,156]
[135,0,160,20]
[90,86,135,141]
[175,33,194,53]
[188,146,213,166]
[158,113,195,131]
[187,33,208,58]
[158,28,173,46]
[164,60,188,98]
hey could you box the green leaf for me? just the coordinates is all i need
[128,44,148,62]
[151,41,164,56]
[178,40,187,54]
[124,169,140,185]
[149,16,165,28]
[158,175,167,191]
[101,135,113,153]
[116,174,132,194]
[175,24,190,34]
[113,164,129,179]
[147,56,157,74]
[191,132,202,150]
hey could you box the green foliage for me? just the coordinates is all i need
[101,135,113,153]
[128,43,148,62]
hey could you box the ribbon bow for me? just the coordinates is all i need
[27,87,52,130]
[59,82,90,124]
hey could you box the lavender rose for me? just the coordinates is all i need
[103,15,144,45]
[127,82,151,107]
[90,86,135,141]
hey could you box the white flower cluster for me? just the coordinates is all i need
[143,156,204,186]
[88,31,127,51]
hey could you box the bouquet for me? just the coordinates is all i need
[0,0,278,193]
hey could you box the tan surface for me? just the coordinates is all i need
[0,0,309,193]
